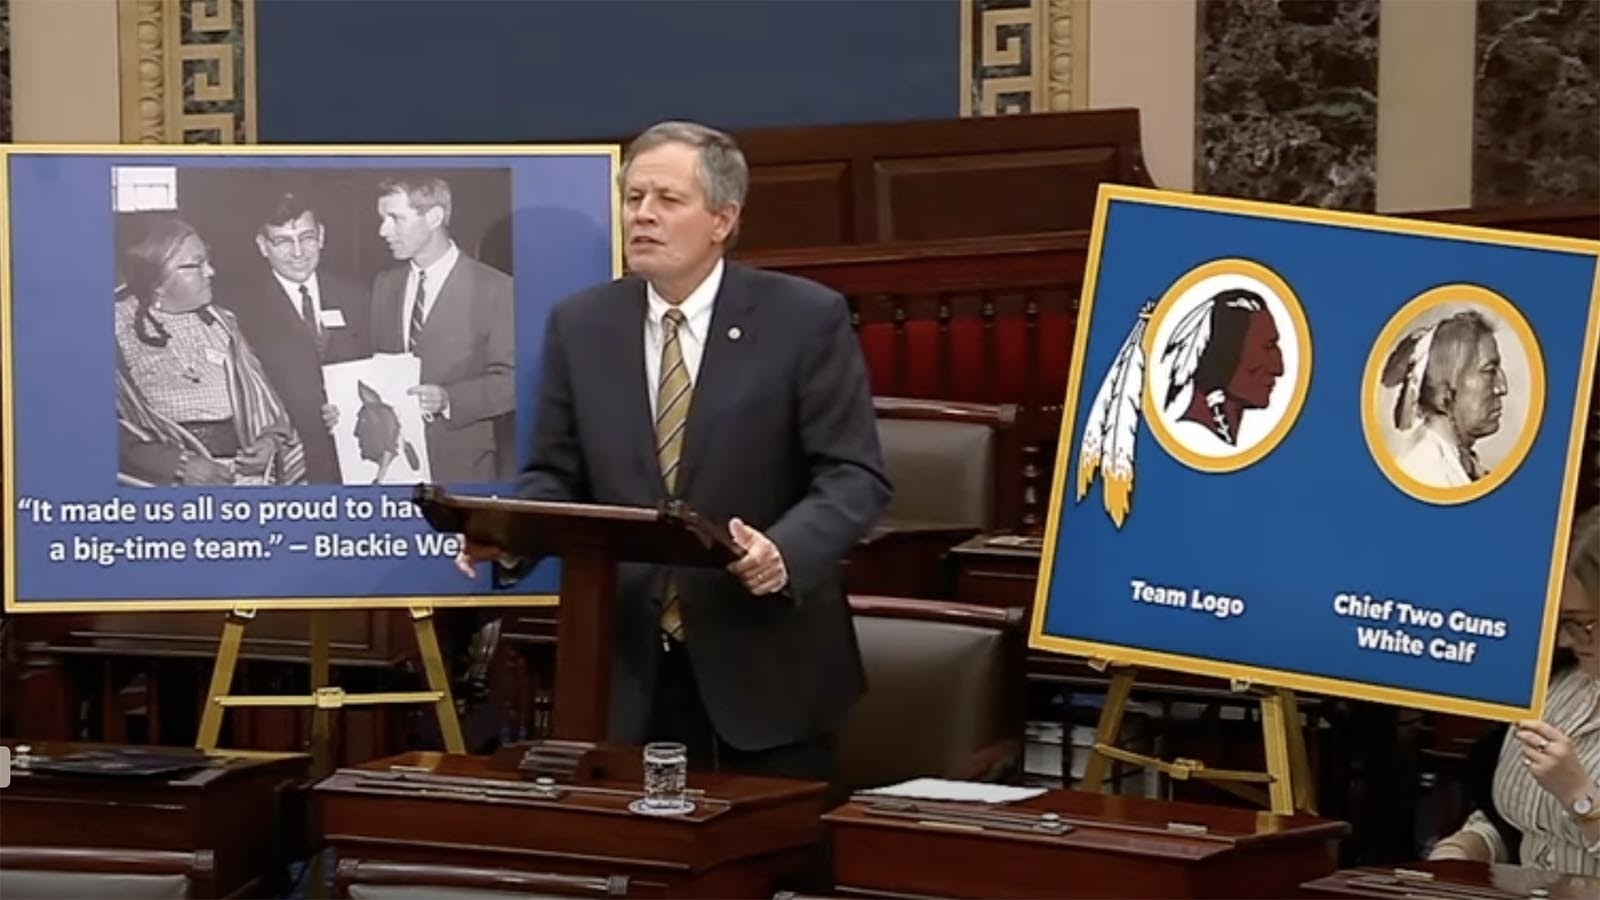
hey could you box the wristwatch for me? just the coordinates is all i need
[1572,786,1600,823]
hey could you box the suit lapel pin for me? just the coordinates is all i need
[727,326,742,341]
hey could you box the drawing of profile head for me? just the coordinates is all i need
[1139,259,1311,475]
[354,379,421,484]
[1159,289,1285,447]
[1364,286,1543,505]
[1076,259,1311,528]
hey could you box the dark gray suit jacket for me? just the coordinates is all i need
[518,261,891,751]
[372,254,515,482]
[224,268,370,484]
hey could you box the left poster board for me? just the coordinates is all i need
[2,145,620,612]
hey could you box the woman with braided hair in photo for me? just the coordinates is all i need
[114,214,306,486]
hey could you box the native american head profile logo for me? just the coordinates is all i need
[1075,259,1312,528]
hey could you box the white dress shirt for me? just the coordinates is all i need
[272,271,322,327]
[644,258,722,419]
[401,241,461,348]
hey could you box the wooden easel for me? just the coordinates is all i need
[195,605,466,772]
[1078,662,1317,815]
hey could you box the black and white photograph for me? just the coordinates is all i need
[1368,289,1543,501]
[111,166,515,487]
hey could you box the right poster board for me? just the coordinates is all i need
[1031,185,1600,721]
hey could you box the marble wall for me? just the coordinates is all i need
[1,0,11,143]
[1196,0,1380,210]
[1473,0,1600,207]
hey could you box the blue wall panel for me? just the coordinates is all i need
[257,0,961,142]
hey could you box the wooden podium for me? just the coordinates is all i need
[316,748,825,897]
[413,485,741,741]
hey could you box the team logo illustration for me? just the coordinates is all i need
[1077,259,1313,527]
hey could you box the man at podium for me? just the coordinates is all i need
[460,120,891,781]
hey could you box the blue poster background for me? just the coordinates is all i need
[1037,189,1600,716]
[4,150,617,609]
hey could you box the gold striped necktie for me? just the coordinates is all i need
[656,308,692,641]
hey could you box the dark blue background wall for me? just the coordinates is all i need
[257,0,960,142]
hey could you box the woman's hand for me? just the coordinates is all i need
[234,436,277,476]
[1428,831,1492,862]
[1515,719,1595,808]
[180,454,233,485]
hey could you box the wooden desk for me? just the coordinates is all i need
[1302,859,1600,898]
[825,789,1348,898]
[0,740,310,898]
[315,749,826,898]
[950,534,1040,608]
[846,521,980,599]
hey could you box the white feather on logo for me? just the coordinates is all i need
[1159,302,1212,411]
[1077,302,1154,528]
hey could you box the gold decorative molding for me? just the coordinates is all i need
[118,0,256,144]
[961,0,1089,116]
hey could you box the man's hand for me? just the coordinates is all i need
[321,403,339,432]
[727,517,788,596]
[408,384,449,417]
[454,537,520,580]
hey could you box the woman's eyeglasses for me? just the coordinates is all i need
[1558,617,1597,641]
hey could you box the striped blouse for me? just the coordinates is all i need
[1457,666,1600,875]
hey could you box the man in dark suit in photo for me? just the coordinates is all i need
[224,192,371,484]
[459,121,891,781]
[371,176,515,483]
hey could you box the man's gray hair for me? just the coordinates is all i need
[621,121,749,212]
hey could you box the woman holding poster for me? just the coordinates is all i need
[1431,506,1600,874]
[113,216,305,487]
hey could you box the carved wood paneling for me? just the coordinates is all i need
[118,0,255,144]
[962,0,1089,117]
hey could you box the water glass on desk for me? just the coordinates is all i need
[642,741,692,813]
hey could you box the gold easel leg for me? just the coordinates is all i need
[196,609,253,752]
[411,606,466,754]
[1259,689,1295,815]
[309,611,334,777]
[1082,667,1136,793]
[1281,689,1316,813]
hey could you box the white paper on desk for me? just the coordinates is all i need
[860,777,1046,804]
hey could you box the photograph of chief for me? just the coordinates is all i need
[1366,285,1544,504]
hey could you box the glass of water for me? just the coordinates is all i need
[642,741,691,813]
